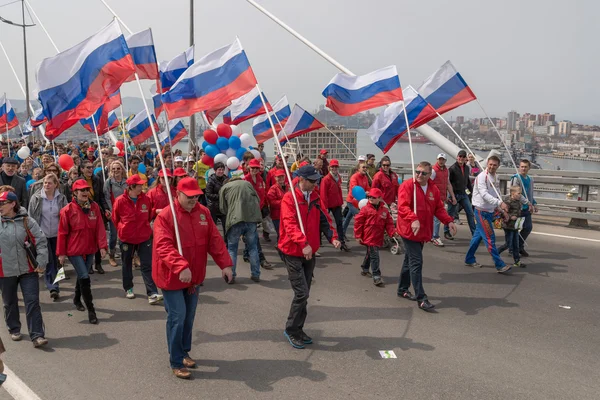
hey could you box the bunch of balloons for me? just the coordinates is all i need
[200,123,260,170]
[351,186,369,209]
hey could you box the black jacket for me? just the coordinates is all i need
[0,172,29,208]
[448,162,472,195]
[205,174,227,216]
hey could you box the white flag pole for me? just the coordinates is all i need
[118,104,129,173]
[323,126,357,158]
[400,102,417,215]
[91,114,107,182]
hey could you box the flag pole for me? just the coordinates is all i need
[323,126,357,158]
[91,114,107,182]
[400,102,417,214]
[156,81,175,170]
[256,84,305,235]
[119,104,129,172]
[4,94,9,157]
[269,113,293,156]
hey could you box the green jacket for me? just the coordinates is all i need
[219,179,262,233]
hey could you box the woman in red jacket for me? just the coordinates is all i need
[147,169,174,220]
[152,177,233,379]
[57,179,108,324]
[319,159,349,252]
[371,156,399,206]
[266,169,288,242]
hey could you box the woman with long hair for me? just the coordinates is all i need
[104,160,128,267]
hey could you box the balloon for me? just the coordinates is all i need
[248,146,253,150]
[116,141,125,150]
[397,177,403,184]
[214,153,228,165]
[352,186,367,201]
[138,163,147,174]
[201,154,214,167]
[17,146,31,159]
[216,123,232,138]
[94,167,102,176]
[26,179,36,190]
[203,129,218,144]
[250,149,261,160]
[205,144,220,158]
[225,148,236,158]
[58,154,74,171]
[118,151,125,157]
[216,137,229,151]
[228,135,241,150]
[246,133,258,148]
[201,141,209,150]
[230,124,242,137]
[112,146,120,155]
[239,133,253,148]
[358,199,369,209]
[226,157,240,170]
[236,147,247,160]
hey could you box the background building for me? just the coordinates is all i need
[507,111,519,131]
[558,120,572,136]
[278,125,357,162]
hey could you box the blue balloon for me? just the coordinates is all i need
[138,163,147,174]
[236,147,247,160]
[352,186,366,201]
[248,145,253,150]
[26,179,36,190]
[229,136,241,150]
[216,137,229,151]
[397,177,403,184]
[201,141,209,150]
[205,144,220,158]
[94,167,102,176]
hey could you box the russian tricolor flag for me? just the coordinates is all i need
[223,86,271,125]
[206,106,229,125]
[161,39,258,120]
[158,119,188,146]
[36,20,135,140]
[127,110,158,145]
[125,28,159,82]
[159,46,194,92]
[29,107,47,128]
[152,93,163,118]
[105,90,122,112]
[416,61,476,115]
[322,66,403,116]
[0,95,19,133]
[278,104,324,144]
[366,86,438,154]
[80,105,120,135]
[252,96,290,144]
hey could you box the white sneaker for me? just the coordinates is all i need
[126,289,135,299]
[431,238,445,247]
[148,294,163,305]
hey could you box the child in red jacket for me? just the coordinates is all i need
[354,188,396,286]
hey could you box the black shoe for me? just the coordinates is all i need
[519,249,529,257]
[263,233,271,243]
[88,266,94,275]
[398,291,416,301]
[74,299,85,312]
[418,299,435,311]
[95,264,105,274]
[250,275,260,283]
[497,245,507,254]
[360,270,372,277]
[50,290,59,301]
[444,232,454,241]
[88,310,98,324]
[283,331,305,349]
[243,257,249,263]
[261,260,273,270]
[299,330,313,344]
[340,243,350,252]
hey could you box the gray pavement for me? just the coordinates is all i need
[1,220,600,400]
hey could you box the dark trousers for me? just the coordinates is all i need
[273,219,280,243]
[210,212,226,238]
[162,287,199,369]
[45,236,60,292]
[499,229,520,263]
[0,272,45,340]
[329,206,345,244]
[397,238,426,301]
[282,253,316,336]
[519,209,532,251]
[120,238,158,296]
[361,246,381,278]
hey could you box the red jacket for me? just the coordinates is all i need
[57,200,108,257]
[278,187,337,257]
[320,173,344,209]
[346,172,371,208]
[147,184,173,220]
[266,167,284,190]
[112,192,152,244]
[432,163,449,201]
[354,202,395,246]
[152,201,232,290]
[244,173,267,209]
[267,183,288,220]
[396,179,453,243]
[372,169,399,205]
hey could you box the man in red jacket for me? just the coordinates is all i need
[266,155,285,190]
[152,177,233,379]
[279,165,340,349]
[320,159,349,252]
[112,175,162,304]
[396,161,456,311]
[354,188,396,286]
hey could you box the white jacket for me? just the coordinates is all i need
[472,170,502,212]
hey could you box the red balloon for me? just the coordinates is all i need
[118,151,125,157]
[116,141,125,150]
[58,154,74,171]
[201,154,214,167]
[203,129,218,144]
[217,123,232,139]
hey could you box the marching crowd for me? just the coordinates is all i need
[0,138,537,379]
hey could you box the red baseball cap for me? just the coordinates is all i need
[87,147,95,152]
[329,159,339,167]
[177,177,203,196]
[248,159,261,168]
[126,175,147,186]
[274,169,286,177]
[0,191,18,202]
[72,179,91,191]
[320,149,328,155]
[173,167,188,177]
[299,161,309,168]
[158,169,173,178]
[367,188,383,198]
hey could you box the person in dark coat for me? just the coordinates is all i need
[0,158,28,208]
[204,162,227,235]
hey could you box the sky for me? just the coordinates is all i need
[0,0,598,124]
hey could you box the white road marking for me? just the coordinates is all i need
[2,365,42,400]
[531,231,600,243]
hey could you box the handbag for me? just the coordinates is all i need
[22,217,39,268]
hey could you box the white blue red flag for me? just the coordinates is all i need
[126,110,158,145]
[125,28,159,82]
[223,86,271,125]
[252,96,290,144]
[29,107,47,128]
[206,107,229,125]
[80,105,120,135]
[278,104,324,144]
[152,93,163,118]
[158,119,188,146]
[0,95,19,133]
[416,61,476,115]
[159,46,194,92]
[322,66,403,116]
[366,86,438,153]
[105,90,122,112]
[161,39,258,120]
[36,20,135,139]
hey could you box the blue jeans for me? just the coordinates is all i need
[519,209,532,251]
[465,209,506,270]
[68,254,95,279]
[161,287,199,369]
[0,272,45,340]
[445,193,476,235]
[108,220,118,251]
[227,222,260,278]
[45,236,59,292]
[397,238,426,301]
[361,246,381,279]
[342,203,359,240]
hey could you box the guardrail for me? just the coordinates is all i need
[335,161,600,227]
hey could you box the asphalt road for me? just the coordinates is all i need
[1,219,599,400]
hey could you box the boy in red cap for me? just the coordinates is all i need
[354,188,395,286]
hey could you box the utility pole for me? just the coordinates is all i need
[188,0,196,150]
[21,0,30,119]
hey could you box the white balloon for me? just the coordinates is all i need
[214,153,228,165]
[17,146,31,159]
[358,199,369,209]
[226,157,240,170]
[239,133,253,148]
[230,124,242,137]
[250,149,261,160]
[225,148,236,158]
[112,146,120,155]
[248,135,258,148]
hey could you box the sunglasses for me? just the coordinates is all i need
[415,171,430,176]
[360,166,368,169]
[306,178,317,184]
[184,194,200,200]
[457,155,466,158]
[84,166,94,169]
[367,196,376,199]
[0,201,11,206]
[382,164,391,167]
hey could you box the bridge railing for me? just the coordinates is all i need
[335,161,600,227]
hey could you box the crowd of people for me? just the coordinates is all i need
[0,137,537,378]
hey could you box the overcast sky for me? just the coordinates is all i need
[0,0,598,124]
